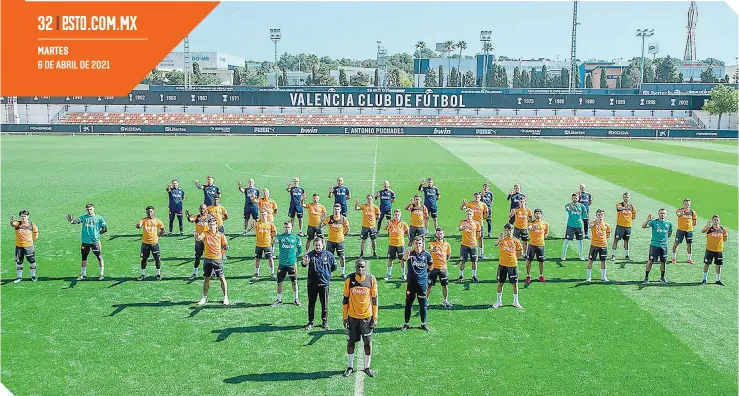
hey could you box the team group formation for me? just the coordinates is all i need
[9,176,729,378]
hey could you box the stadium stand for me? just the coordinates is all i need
[59,112,696,129]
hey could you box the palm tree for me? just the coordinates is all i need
[482,42,494,87]
[415,41,426,87]
[456,41,467,87]
[444,40,455,85]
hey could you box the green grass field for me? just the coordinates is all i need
[1,136,737,395]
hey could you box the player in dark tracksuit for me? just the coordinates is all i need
[329,177,351,216]
[166,180,185,235]
[481,183,494,238]
[375,181,396,233]
[401,236,432,332]
[506,184,526,225]
[578,184,593,239]
[418,178,440,231]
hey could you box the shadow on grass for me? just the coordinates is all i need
[212,323,305,342]
[305,326,399,346]
[107,234,142,241]
[108,300,192,316]
[188,302,272,318]
[224,370,343,383]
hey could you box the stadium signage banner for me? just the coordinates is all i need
[12,90,707,110]
[3,123,737,139]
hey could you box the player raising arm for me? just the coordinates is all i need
[701,215,728,286]
[462,192,489,259]
[287,176,307,237]
[384,209,410,281]
[612,192,636,261]
[186,204,213,280]
[238,179,260,235]
[493,223,524,309]
[673,199,698,264]
[585,209,611,283]
[427,228,453,309]
[525,209,549,284]
[166,179,185,235]
[67,204,107,280]
[481,183,494,238]
[418,178,440,230]
[272,221,303,306]
[375,181,395,233]
[406,195,428,247]
[194,175,220,207]
[642,209,674,284]
[355,195,380,258]
[401,237,432,331]
[10,210,39,283]
[195,217,229,306]
[342,258,378,378]
[136,206,165,281]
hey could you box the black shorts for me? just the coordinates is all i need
[255,246,273,259]
[244,205,259,220]
[527,245,545,262]
[675,230,694,244]
[195,241,205,257]
[169,208,183,215]
[460,245,478,262]
[288,204,304,219]
[380,209,392,220]
[277,265,297,282]
[326,241,345,258]
[565,226,584,241]
[15,246,36,265]
[614,225,631,241]
[425,204,438,219]
[497,265,519,284]
[649,245,668,263]
[704,250,724,265]
[406,281,428,296]
[588,245,608,262]
[388,245,404,260]
[217,225,225,234]
[361,227,378,240]
[203,258,224,278]
[513,227,529,242]
[409,226,425,241]
[81,242,102,260]
[336,202,348,216]
[140,243,161,259]
[429,268,449,286]
[307,225,323,240]
[347,317,373,344]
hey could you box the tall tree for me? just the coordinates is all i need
[512,67,521,88]
[619,69,628,88]
[464,70,476,87]
[655,55,677,83]
[142,68,166,85]
[585,73,593,88]
[599,68,608,88]
[350,71,370,86]
[339,69,348,86]
[481,42,494,87]
[700,65,716,83]
[456,41,467,77]
[231,68,242,86]
[530,67,539,87]
[541,65,549,87]
[443,41,455,74]
[677,72,684,83]
[560,68,570,88]
[520,70,530,88]
[702,84,738,128]
[374,68,380,87]
[163,70,184,85]
[497,66,508,88]
[424,68,438,87]
[438,64,444,87]
[389,68,402,87]
[626,67,641,88]
[448,67,460,87]
[414,41,426,86]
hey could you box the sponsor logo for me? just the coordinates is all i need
[300,127,318,134]
[120,126,142,132]
[29,125,53,131]
[351,288,369,296]
[432,128,451,135]
[210,126,232,133]
[656,130,669,137]
[165,126,186,132]
[696,132,718,136]
[254,127,276,133]
[607,130,630,136]
[475,129,497,135]
[564,129,585,136]
[521,129,543,135]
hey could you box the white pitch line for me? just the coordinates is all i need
[371,137,379,193]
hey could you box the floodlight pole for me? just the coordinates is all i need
[636,29,654,85]
[270,28,281,89]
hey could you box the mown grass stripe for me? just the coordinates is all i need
[434,137,737,378]
[659,139,739,154]
[546,139,738,187]
[601,139,738,165]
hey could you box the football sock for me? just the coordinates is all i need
[672,252,677,260]
[703,272,708,281]
[386,265,392,276]
[586,269,592,279]
[601,268,607,279]
[660,270,665,279]
[496,292,502,304]
[364,354,371,368]
[193,267,199,275]
[347,353,354,369]
[293,291,299,300]
[716,273,721,281]
[401,267,406,277]
[561,241,570,257]
[460,270,465,278]
[156,269,161,276]
[577,240,584,257]
[30,268,36,277]
[141,269,146,276]
[687,253,692,261]
[612,248,617,256]
[341,267,346,275]
[277,293,282,301]
[625,249,629,256]
[99,266,104,276]
[81,267,87,276]
[16,268,22,278]
[472,269,477,277]
[255,267,260,276]
[513,293,519,304]
[644,270,649,278]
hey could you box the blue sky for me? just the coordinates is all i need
[183,1,738,64]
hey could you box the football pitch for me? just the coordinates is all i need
[1,135,737,395]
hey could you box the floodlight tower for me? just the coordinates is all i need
[480,31,491,87]
[684,1,698,61]
[377,41,388,89]
[270,29,281,89]
[184,35,191,89]
[568,1,579,93]
[636,28,655,84]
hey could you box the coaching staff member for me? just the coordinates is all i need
[302,237,337,331]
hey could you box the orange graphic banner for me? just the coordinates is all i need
[0,0,218,96]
